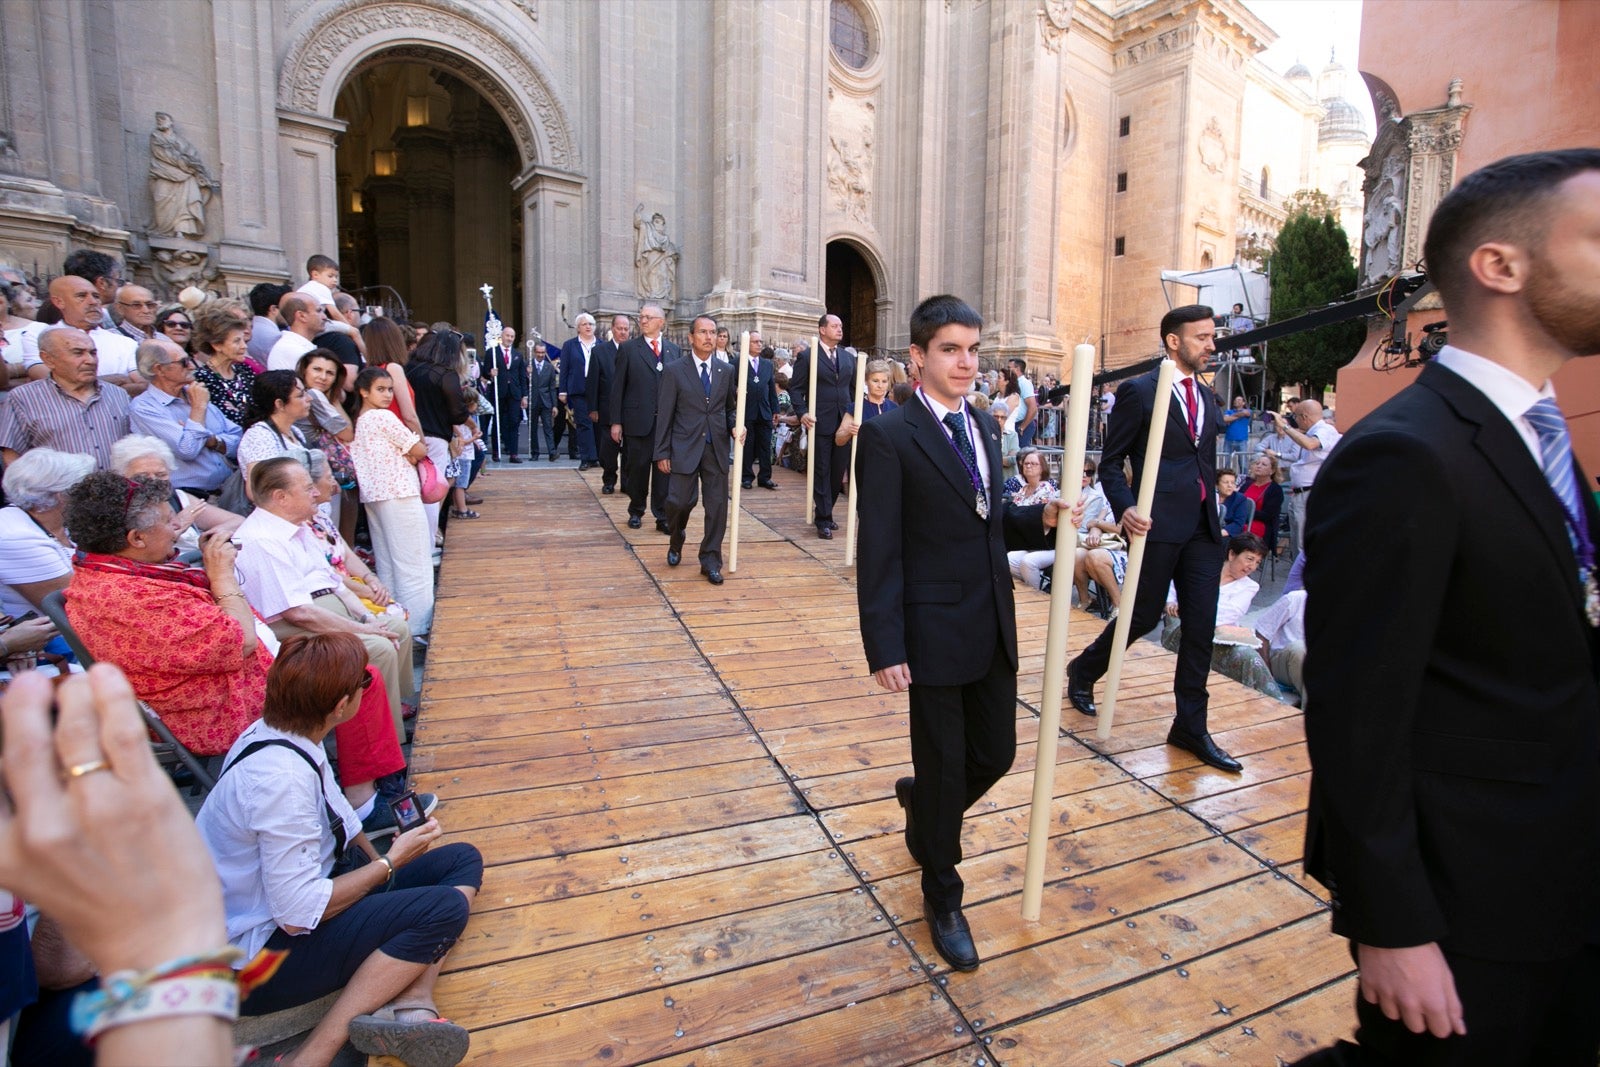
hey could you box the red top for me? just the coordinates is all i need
[64,566,269,756]
[1242,480,1269,538]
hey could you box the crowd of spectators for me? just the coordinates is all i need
[0,250,485,1066]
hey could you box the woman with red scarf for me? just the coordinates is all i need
[60,472,404,813]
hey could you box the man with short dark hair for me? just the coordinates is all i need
[1067,304,1239,772]
[654,315,742,584]
[1300,148,1600,1065]
[588,314,627,492]
[739,329,779,491]
[791,312,856,538]
[1007,356,1038,447]
[314,292,365,389]
[61,250,123,311]
[247,282,291,362]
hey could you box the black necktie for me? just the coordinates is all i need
[943,411,978,475]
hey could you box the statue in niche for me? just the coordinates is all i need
[148,112,217,238]
[1363,153,1406,282]
[633,204,679,303]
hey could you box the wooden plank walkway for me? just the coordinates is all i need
[413,464,1356,1066]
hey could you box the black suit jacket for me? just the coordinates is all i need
[490,350,527,402]
[558,337,593,398]
[742,355,779,423]
[1099,368,1222,545]
[588,340,620,421]
[611,335,682,437]
[790,345,857,434]
[856,398,1052,687]
[1303,361,1600,962]
[654,355,737,472]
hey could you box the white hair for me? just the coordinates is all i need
[2,448,96,512]
[575,312,596,329]
[109,434,177,475]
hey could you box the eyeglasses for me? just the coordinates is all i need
[160,356,197,370]
[119,300,160,310]
[164,321,192,330]
[351,672,374,693]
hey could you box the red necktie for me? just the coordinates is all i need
[1183,378,1207,502]
[651,338,660,360]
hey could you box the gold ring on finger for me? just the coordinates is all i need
[65,759,110,779]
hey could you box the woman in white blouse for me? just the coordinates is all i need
[1161,532,1285,700]
[197,633,480,1067]
[237,369,312,477]
[350,367,434,638]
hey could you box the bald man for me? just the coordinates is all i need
[112,284,159,342]
[1269,398,1341,557]
[0,327,131,467]
[26,276,143,392]
[267,292,324,371]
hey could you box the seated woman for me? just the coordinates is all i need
[61,473,409,811]
[0,449,94,617]
[1005,448,1060,592]
[1072,458,1127,616]
[111,433,244,549]
[237,370,312,479]
[1241,453,1284,543]
[197,634,481,1067]
[188,301,257,424]
[1160,532,1285,702]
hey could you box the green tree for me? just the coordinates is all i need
[1266,195,1364,398]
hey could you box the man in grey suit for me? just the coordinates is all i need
[654,314,744,584]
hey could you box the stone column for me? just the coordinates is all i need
[362,176,411,308]
[581,0,637,315]
[514,165,584,339]
[209,0,290,288]
[394,126,454,325]
[275,109,346,287]
[980,2,1067,369]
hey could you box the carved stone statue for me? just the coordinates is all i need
[148,112,217,238]
[150,246,215,295]
[633,203,678,303]
[1363,153,1406,282]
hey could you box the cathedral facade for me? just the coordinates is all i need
[0,0,1358,369]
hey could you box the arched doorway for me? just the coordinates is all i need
[335,60,520,328]
[825,240,878,354]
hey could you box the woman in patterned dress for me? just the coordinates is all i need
[190,300,258,426]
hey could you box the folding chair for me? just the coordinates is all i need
[40,591,217,792]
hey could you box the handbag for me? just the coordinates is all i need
[416,456,449,504]
[313,430,358,490]
[1077,531,1125,550]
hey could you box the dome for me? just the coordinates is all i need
[1319,96,1367,143]
[1286,61,1312,81]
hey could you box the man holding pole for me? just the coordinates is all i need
[654,315,742,585]
[1065,305,1240,773]
[792,313,856,539]
[856,295,1062,972]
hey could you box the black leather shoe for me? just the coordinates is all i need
[923,902,980,972]
[627,516,642,529]
[508,455,523,463]
[702,567,724,585]
[547,454,556,462]
[758,480,778,490]
[601,485,615,495]
[667,549,682,567]
[656,519,671,534]
[1166,726,1243,773]
[826,519,840,530]
[579,461,594,471]
[1066,657,1097,717]
[740,480,754,490]
[894,777,925,866]
[816,525,833,540]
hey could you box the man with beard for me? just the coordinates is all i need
[1296,148,1600,1065]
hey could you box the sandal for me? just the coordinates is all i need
[347,1004,469,1067]
[449,508,480,519]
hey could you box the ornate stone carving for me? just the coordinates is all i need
[1361,151,1406,283]
[148,112,218,238]
[1198,118,1227,177]
[1115,24,1196,69]
[1359,79,1470,284]
[510,0,537,21]
[633,204,678,304]
[0,132,21,176]
[826,90,875,226]
[277,0,577,170]
[147,237,217,297]
[1036,0,1074,54]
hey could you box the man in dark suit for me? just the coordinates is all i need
[489,325,527,462]
[1297,149,1600,1066]
[857,294,1061,973]
[528,339,559,462]
[654,314,742,584]
[1065,304,1238,772]
[611,303,682,532]
[558,314,600,470]
[588,314,628,492]
[791,312,857,538]
[739,329,780,490]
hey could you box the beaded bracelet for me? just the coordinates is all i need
[71,947,244,1039]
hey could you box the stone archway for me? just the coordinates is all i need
[275,0,582,333]
[824,238,887,355]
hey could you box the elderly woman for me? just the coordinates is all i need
[190,300,258,425]
[198,633,479,1067]
[0,449,94,616]
[110,433,244,547]
[61,471,408,800]
[1004,448,1061,593]
[1,281,47,379]
[1161,532,1283,700]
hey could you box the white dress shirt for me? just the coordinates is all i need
[1433,344,1555,467]
[919,388,991,491]
[232,507,345,620]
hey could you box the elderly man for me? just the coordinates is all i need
[26,276,143,392]
[559,313,599,469]
[232,456,415,739]
[111,284,159,341]
[0,328,130,467]
[126,337,242,495]
[266,291,324,371]
[1267,398,1340,558]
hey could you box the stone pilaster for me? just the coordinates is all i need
[450,92,516,329]
[514,164,584,338]
[209,0,290,288]
[395,126,455,325]
[275,109,346,288]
